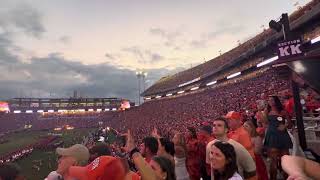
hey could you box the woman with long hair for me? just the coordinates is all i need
[262,96,292,180]
[151,156,177,180]
[243,120,268,180]
[210,141,242,180]
[158,137,175,166]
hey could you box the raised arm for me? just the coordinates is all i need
[281,155,320,180]
[125,130,157,180]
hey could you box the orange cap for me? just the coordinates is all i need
[68,156,126,180]
[225,111,241,121]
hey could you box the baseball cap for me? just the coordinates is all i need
[56,144,89,166]
[225,111,241,121]
[68,156,126,180]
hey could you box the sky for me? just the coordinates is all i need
[0,0,311,102]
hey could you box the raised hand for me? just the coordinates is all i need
[151,127,160,139]
[124,129,135,152]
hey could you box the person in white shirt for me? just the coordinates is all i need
[206,117,257,180]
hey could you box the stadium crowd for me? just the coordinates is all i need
[1,0,320,179]
[1,64,319,179]
[144,0,320,96]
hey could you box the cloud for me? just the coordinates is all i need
[207,24,244,40]
[0,51,137,100]
[149,28,166,37]
[0,33,20,65]
[59,35,71,44]
[0,3,181,101]
[151,53,164,62]
[190,39,208,49]
[122,46,145,63]
[145,50,164,62]
[149,27,183,48]
[122,46,165,64]
[189,23,245,49]
[0,31,176,102]
[1,3,46,38]
[105,53,116,60]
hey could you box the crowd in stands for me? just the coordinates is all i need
[0,66,319,179]
[40,112,101,119]
[105,67,291,143]
[0,1,319,179]
[144,0,320,96]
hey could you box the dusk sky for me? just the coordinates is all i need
[0,0,310,102]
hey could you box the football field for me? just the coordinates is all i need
[0,128,94,180]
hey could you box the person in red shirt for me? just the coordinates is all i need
[139,137,159,164]
[225,111,255,158]
[284,95,294,117]
[186,127,200,180]
[197,124,214,180]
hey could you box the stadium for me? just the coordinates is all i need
[1,0,320,180]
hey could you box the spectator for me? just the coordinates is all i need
[0,163,25,180]
[284,93,294,118]
[67,156,126,180]
[152,156,177,180]
[198,125,214,180]
[225,111,255,158]
[262,96,292,180]
[88,143,111,163]
[46,144,89,179]
[186,127,201,180]
[119,157,140,180]
[140,137,159,163]
[281,155,320,180]
[172,133,190,180]
[158,137,175,166]
[206,117,256,180]
[209,141,243,180]
[243,121,268,180]
[125,129,176,180]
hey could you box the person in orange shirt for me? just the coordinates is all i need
[225,111,255,158]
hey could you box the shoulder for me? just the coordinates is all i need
[239,127,251,137]
[228,172,243,180]
[227,139,243,147]
[228,140,251,156]
[206,139,216,148]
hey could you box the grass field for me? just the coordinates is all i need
[0,128,95,180]
[0,131,47,155]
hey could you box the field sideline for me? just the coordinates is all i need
[0,128,95,180]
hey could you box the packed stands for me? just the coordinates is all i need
[101,67,291,143]
[143,0,320,96]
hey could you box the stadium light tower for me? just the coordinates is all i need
[136,70,147,105]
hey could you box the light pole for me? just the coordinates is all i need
[142,72,147,92]
[136,70,147,105]
[136,71,141,105]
